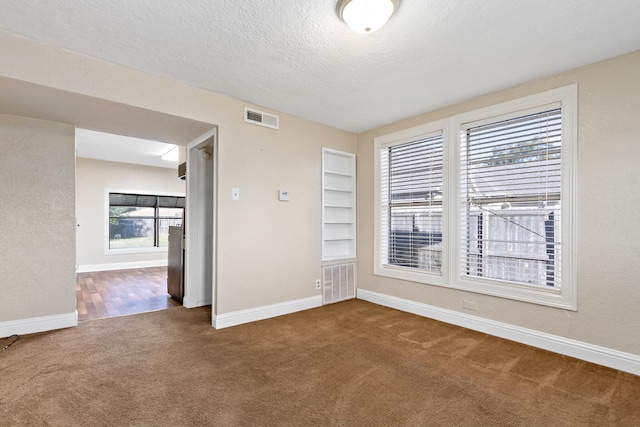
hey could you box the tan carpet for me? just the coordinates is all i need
[1,300,638,426]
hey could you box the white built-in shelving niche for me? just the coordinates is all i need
[322,148,356,262]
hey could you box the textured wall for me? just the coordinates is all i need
[0,115,76,321]
[215,115,355,312]
[356,50,640,356]
[0,33,355,320]
[76,158,185,268]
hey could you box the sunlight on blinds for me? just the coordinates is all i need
[461,109,562,288]
[381,134,443,273]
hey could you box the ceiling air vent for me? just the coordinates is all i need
[244,107,279,130]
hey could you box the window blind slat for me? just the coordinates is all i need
[382,134,444,273]
[461,108,562,288]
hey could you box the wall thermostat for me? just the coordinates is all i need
[278,190,289,201]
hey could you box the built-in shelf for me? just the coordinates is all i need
[324,187,353,193]
[324,170,353,177]
[322,148,356,262]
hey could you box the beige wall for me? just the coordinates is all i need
[356,50,640,356]
[6,26,636,359]
[216,117,356,313]
[0,114,76,322]
[0,33,355,323]
[76,158,186,269]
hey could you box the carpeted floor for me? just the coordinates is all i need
[1,300,638,426]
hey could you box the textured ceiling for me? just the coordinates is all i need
[0,0,639,133]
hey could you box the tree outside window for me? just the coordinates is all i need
[109,193,184,250]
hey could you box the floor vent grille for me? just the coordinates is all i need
[323,263,356,305]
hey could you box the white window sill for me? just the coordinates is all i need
[106,247,168,256]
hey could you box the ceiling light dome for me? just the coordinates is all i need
[337,0,399,34]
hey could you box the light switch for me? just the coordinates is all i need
[232,188,240,201]
[278,190,289,201]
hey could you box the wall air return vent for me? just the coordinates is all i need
[244,107,279,130]
[323,263,356,305]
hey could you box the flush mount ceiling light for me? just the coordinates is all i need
[337,0,399,34]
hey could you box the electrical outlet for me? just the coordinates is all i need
[315,279,321,290]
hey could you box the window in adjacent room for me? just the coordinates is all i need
[108,192,184,251]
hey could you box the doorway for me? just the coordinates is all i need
[74,127,217,321]
[184,128,217,316]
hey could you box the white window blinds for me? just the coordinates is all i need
[460,108,562,288]
[380,134,443,273]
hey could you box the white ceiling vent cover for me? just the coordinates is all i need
[244,107,279,130]
[323,263,356,305]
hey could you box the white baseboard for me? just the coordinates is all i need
[77,259,168,273]
[213,296,322,329]
[357,289,640,376]
[0,311,78,338]
[183,296,212,309]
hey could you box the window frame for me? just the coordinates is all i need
[374,120,450,288]
[374,85,577,310]
[104,189,185,255]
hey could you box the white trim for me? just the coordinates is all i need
[182,295,210,309]
[0,311,78,338]
[357,289,640,376]
[213,296,322,329]
[373,120,449,287]
[185,128,218,311]
[106,247,168,255]
[450,84,578,310]
[372,85,577,310]
[77,259,168,273]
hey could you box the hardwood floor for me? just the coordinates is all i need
[76,267,180,321]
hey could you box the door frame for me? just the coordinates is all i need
[184,127,217,316]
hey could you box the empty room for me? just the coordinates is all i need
[1,1,639,425]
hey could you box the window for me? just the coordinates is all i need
[380,133,443,273]
[461,108,562,288]
[108,192,184,251]
[375,85,576,309]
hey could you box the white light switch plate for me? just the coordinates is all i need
[278,189,289,201]
[232,188,240,200]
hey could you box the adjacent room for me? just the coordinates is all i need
[75,129,187,320]
[1,1,639,425]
